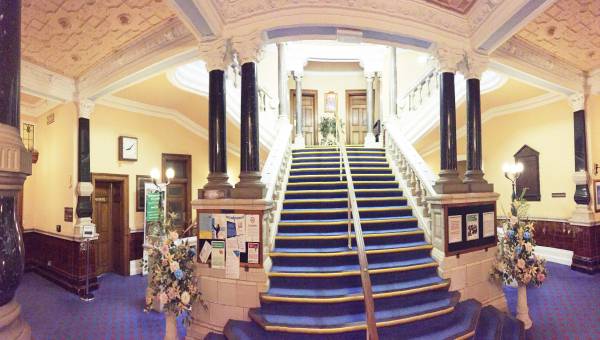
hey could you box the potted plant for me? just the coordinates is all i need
[144,213,202,340]
[319,116,339,146]
[491,192,547,329]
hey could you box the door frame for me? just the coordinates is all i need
[345,89,367,145]
[91,173,130,276]
[161,153,192,234]
[289,89,318,145]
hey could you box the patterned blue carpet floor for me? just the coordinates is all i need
[16,272,187,340]
[504,262,600,340]
[13,262,600,339]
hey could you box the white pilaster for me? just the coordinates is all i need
[292,71,305,148]
[364,72,376,147]
[277,43,289,120]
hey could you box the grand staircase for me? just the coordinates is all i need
[217,146,525,340]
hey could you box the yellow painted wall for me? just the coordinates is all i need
[22,104,77,235]
[480,100,575,218]
[587,94,600,220]
[90,104,240,231]
[416,99,576,219]
[22,103,240,235]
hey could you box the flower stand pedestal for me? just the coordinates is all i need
[164,313,178,340]
[516,284,532,329]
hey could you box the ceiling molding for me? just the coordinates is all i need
[78,20,195,99]
[589,69,600,95]
[492,37,584,94]
[21,98,62,118]
[471,0,555,53]
[21,61,75,103]
[97,95,240,157]
[419,92,564,157]
[169,0,217,39]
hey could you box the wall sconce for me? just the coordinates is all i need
[150,167,175,187]
[594,163,599,176]
[502,162,524,201]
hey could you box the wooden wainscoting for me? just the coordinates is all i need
[24,230,98,296]
[129,230,144,261]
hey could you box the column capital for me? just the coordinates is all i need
[292,70,303,81]
[459,52,489,80]
[77,99,95,119]
[365,71,376,81]
[200,38,233,72]
[233,32,265,66]
[432,45,463,73]
[569,93,585,111]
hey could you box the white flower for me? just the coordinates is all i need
[181,291,191,305]
[169,261,180,273]
[510,216,518,225]
[169,231,179,241]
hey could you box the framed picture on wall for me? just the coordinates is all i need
[136,175,152,212]
[324,91,337,113]
[594,180,600,212]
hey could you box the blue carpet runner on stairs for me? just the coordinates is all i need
[217,146,524,340]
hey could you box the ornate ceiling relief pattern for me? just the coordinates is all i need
[516,0,600,71]
[21,0,177,78]
[426,0,477,14]
[210,0,470,36]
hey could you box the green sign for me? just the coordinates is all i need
[145,192,161,222]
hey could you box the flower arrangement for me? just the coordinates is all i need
[144,214,202,326]
[491,193,547,287]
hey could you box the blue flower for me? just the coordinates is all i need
[523,231,531,240]
[515,245,522,255]
[174,269,184,280]
[507,229,515,238]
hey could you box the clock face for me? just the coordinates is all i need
[120,137,138,161]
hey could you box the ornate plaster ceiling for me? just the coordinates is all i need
[426,0,476,14]
[516,0,600,72]
[21,0,177,78]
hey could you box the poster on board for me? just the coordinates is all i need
[483,212,495,238]
[448,215,462,244]
[466,213,480,241]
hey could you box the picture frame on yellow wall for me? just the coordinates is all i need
[136,175,152,212]
[119,136,138,161]
[594,180,600,212]
[324,91,337,113]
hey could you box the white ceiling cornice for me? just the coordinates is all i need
[97,95,240,157]
[492,37,585,94]
[21,60,75,103]
[77,20,196,100]
[469,0,556,53]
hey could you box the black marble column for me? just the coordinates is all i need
[0,4,33,338]
[464,78,493,192]
[233,62,265,198]
[573,109,590,205]
[76,117,92,219]
[202,69,232,198]
[0,0,20,128]
[0,0,24,308]
[433,72,465,193]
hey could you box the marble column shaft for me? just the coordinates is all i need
[573,109,590,205]
[439,72,457,173]
[76,114,92,219]
[294,74,303,137]
[366,75,374,134]
[277,43,288,120]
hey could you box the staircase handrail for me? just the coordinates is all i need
[261,118,293,251]
[383,115,437,239]
[335,118,379,340]
[397,68,438,114]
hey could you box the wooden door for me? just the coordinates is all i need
[162,154,192,236]
[346,92,368,145]
[290,90,317,146]
[94,182,113,275]
[110,182,124,274]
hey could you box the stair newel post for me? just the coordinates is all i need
[414,178,423,205]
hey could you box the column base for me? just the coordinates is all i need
[569,222,600,274]
[232,171,266,199]
[364,133,377,148]
[0,299,31,340]
[434,170,468,194]
[293,134,305,149]
[199,172,232,199]
[463,170,494,192]
[569,204,595,225]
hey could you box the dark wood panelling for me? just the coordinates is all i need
[129,231,144,261]
[571,224,600,274]
[532,219,574,251]
[23,231,98,296]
